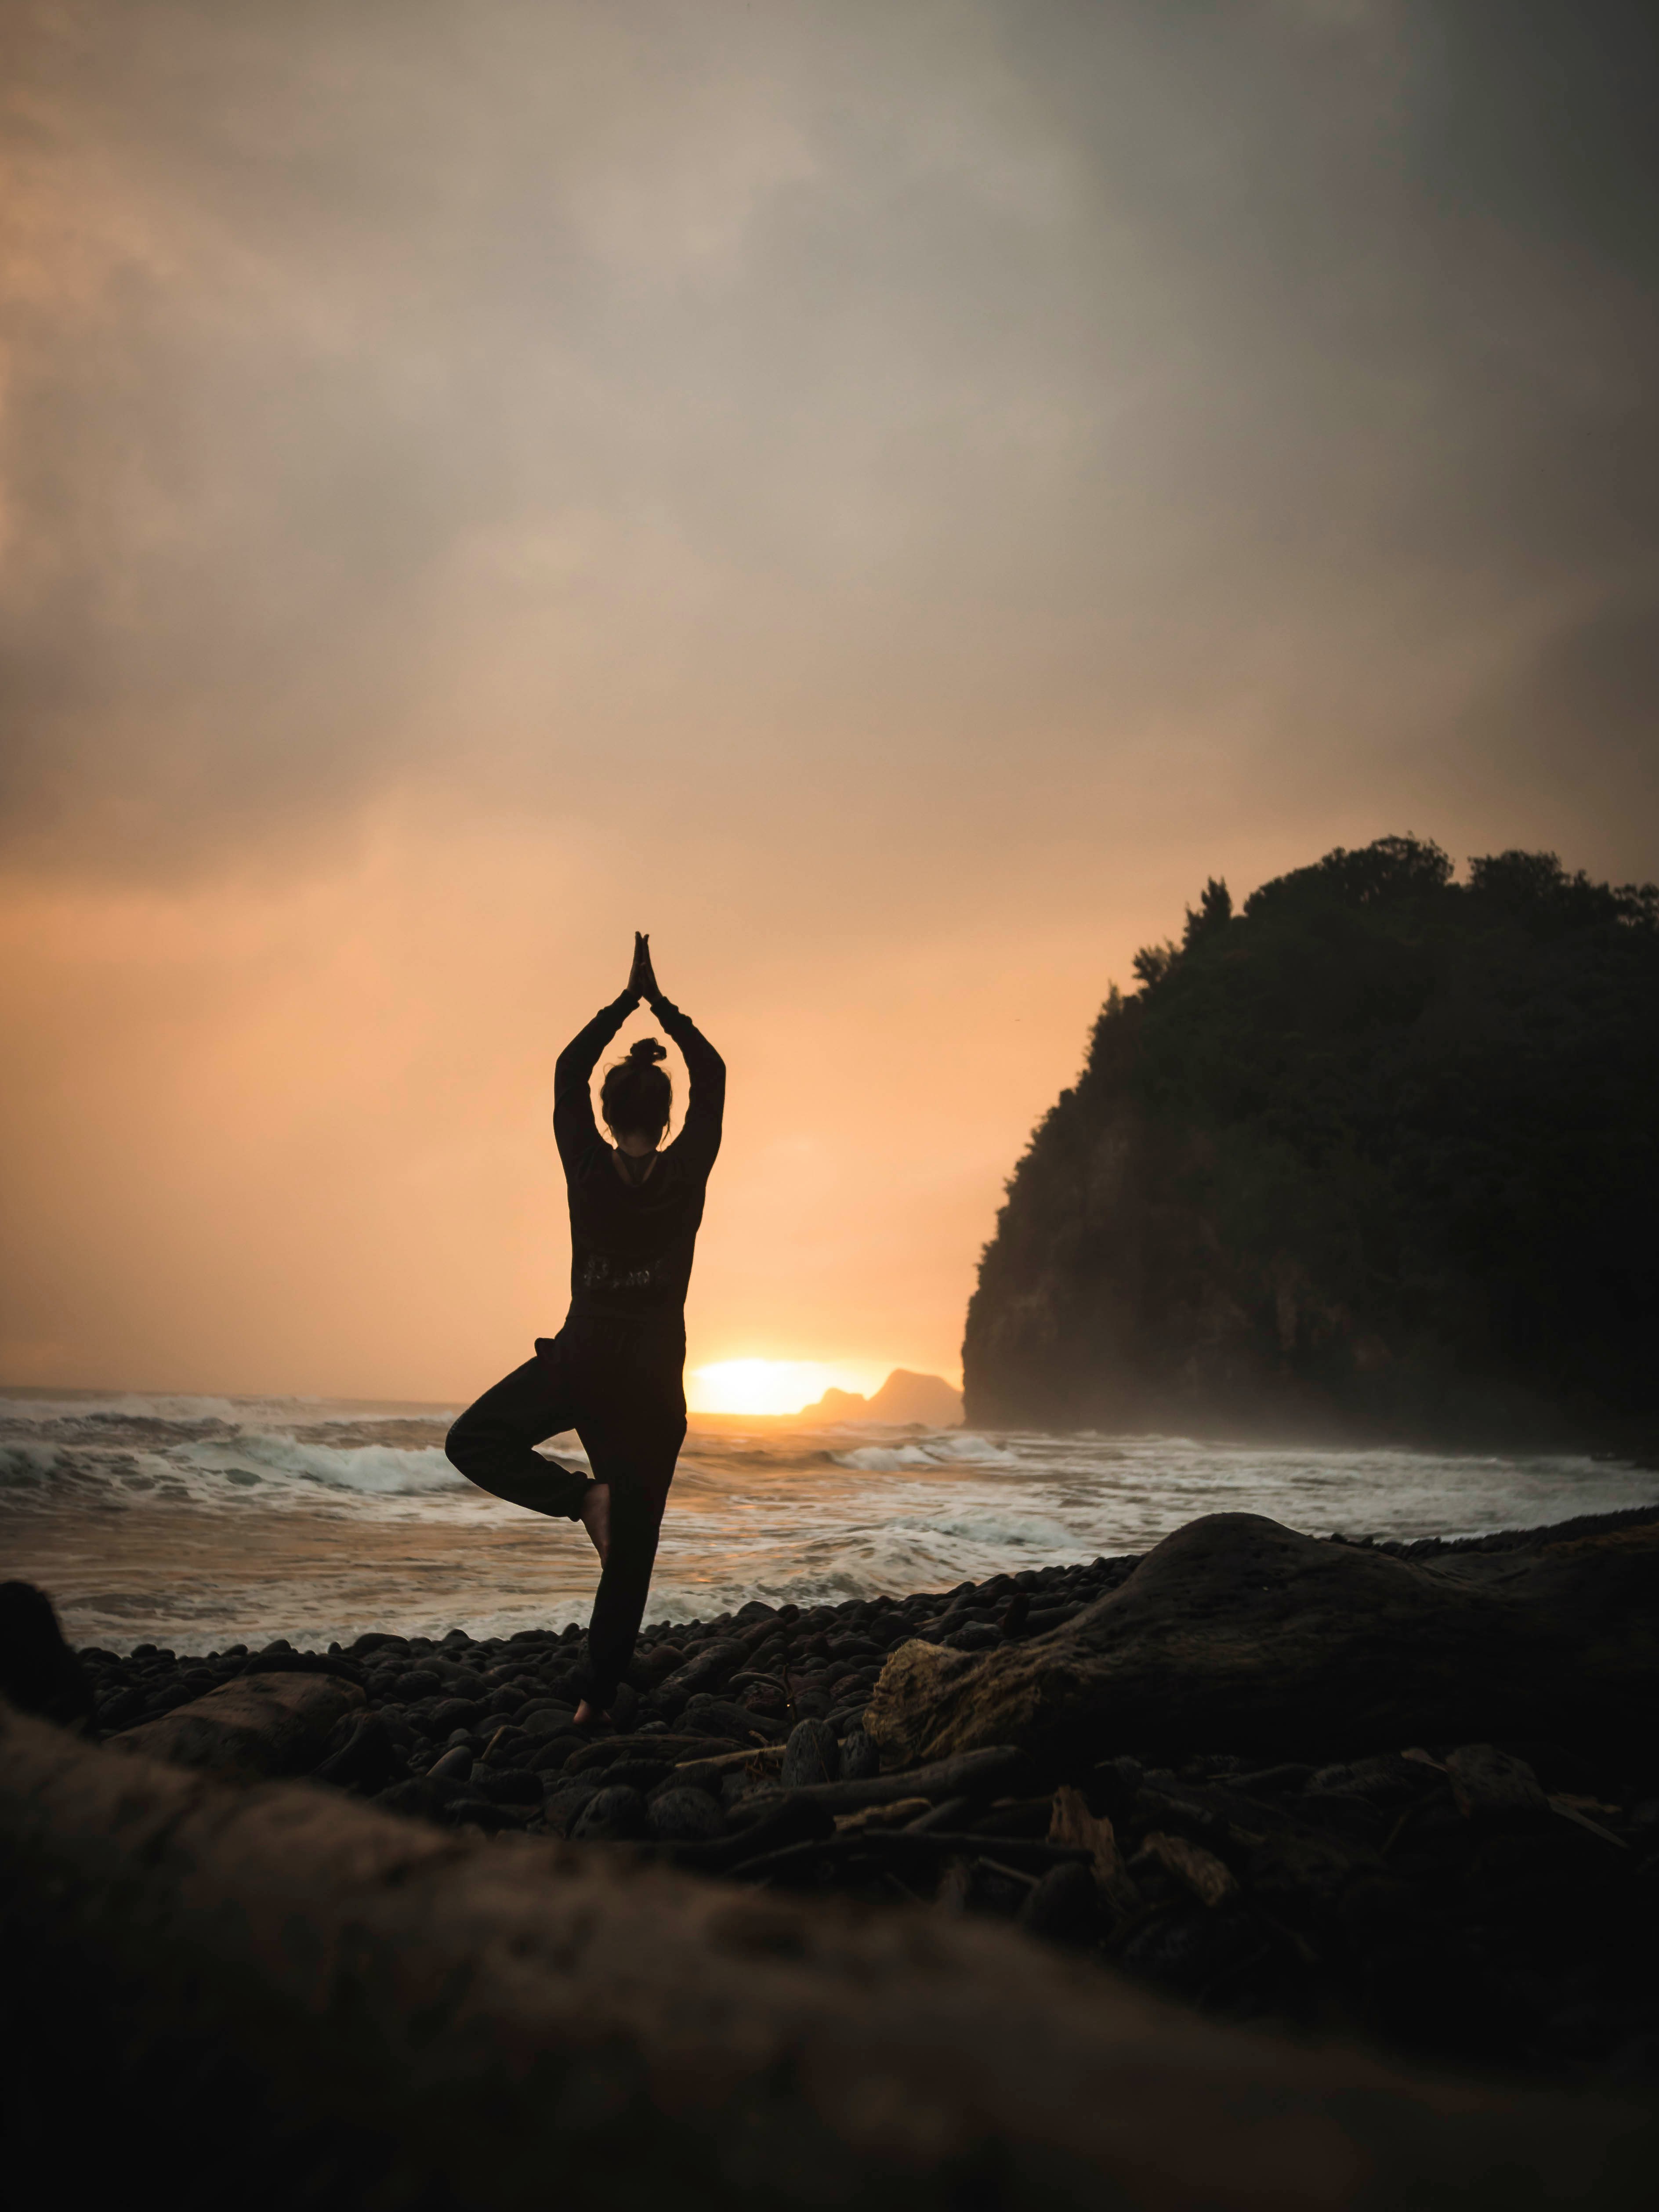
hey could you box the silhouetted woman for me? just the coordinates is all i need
[445,934,724,1724]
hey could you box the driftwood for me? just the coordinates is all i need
[1048,1782,1141,1915]
[3,1701,1654,2210]
[740,1744,1027,1817]
[1443,1743,1551,1821]
[866,1512,1659,1770]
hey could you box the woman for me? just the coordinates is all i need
[445,933,724,1724]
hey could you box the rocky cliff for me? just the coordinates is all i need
[963,837,1659,1442]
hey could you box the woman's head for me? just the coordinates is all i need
[601,1036,672,1144]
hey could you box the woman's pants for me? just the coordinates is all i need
[443,1314,686,1707]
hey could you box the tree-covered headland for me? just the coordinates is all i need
[963,838,1659,1445]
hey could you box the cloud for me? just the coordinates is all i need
[0,0,1653,885]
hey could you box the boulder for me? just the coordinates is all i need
[311,1712,401,1792]
[0,1582,94,1731]
[106,1669,365,1781]
[866,1513,1659,1770]
[2,1702,1653,2210]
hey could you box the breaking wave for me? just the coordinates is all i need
[4,1387,1653,1652]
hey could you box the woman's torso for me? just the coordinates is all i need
[565,1134,713,1321]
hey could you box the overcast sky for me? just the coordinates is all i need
[2,0,1655,1403]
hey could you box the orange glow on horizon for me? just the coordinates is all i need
[686,1359,890,1416]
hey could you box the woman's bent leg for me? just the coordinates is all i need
[444,1358,591,1520]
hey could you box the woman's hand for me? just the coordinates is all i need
[627,930,660,1002]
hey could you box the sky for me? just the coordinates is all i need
[1,0,1655,1410]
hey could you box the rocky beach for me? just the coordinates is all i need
[12,1498,1658,2101]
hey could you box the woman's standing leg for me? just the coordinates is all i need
[576,1388,684,1710]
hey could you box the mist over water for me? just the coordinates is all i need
[4,1389,1654,1654]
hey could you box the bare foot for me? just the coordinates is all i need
[572,1697,613,1727]
[577,1480,611,1567]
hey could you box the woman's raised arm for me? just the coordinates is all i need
[650,989,724,1171]
[553,972,638,1168]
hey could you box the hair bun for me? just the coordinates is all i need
[630,1036,668,1063]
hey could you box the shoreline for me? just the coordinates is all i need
[65,1493,1659,1665]
[12,1471,1657,1658]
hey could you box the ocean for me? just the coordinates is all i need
[3,1387,1654,1654]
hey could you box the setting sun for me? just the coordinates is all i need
[686,1359,887,1417]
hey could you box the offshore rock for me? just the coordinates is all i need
[107,1669,365,1781]
[2,1702,1654,2210]
[865,1513,1659,1770]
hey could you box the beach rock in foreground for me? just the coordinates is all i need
[866,1512,1659,1770]
[0,1580,94,1730]
[106,1669,365,1779]
[2,1702,1652,2211]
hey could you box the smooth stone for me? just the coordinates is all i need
[571,1785,650,1843]
[541,1779,600,1837]
[656,1639,748,1699]
[838,1731,881,1781]
[780,1719,839,1790]
[374,1777,442,1821]
[1017,1861,1104,1946]
[648,1788,726,1844]
[445,1796,527,1833]
[312,1712,401,1792]
[469,1767,542,1807]
[518,1704,579,1738]
[683,1696,782,1742]
[530,1737,582,1772]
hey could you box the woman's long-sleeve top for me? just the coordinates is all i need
[551,990,726,1323]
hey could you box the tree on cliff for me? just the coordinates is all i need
[963,837,1659,1443]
